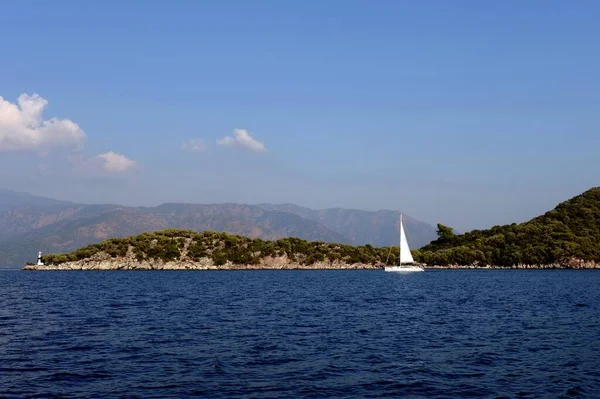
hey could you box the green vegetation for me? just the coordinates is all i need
[41,228,405,267]
[41,187,600,268]
[415,187,600,266]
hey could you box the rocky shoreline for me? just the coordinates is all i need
[22,252,380,271]
[23,265,600,270]
[22,252,600,271]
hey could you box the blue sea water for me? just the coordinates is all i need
[0,269,599,398]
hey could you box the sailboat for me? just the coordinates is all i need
[384,213,424,272]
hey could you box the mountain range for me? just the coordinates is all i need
[0,188,437,266]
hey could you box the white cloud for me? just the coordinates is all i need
[0,93,86,151]
[0,93,138,177]
[217,128,266,152]
[96,151,136,173]
[181,139,205,153]
[216,136,235,146]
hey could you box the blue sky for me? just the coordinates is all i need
[0,0,598,232]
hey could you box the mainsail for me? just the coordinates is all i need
[399,214,414,264]
[384,212,423,272]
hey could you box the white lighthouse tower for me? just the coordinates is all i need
[37,251,44,266]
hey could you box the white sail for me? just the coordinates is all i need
[384,212,423,272]
[399,215,414,264]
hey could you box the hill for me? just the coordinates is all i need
[416,187,600,267]
[257,203,437,250]
[26,229,397,270]
[0,188,72,215]
[0,189,437,266]
[21,187,600,270]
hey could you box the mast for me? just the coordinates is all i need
[399,213,402,267]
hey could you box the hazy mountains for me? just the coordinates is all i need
[0,188,437,266]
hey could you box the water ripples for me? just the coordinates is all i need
[0,269,599,398]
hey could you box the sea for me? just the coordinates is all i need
[1,269,599,398]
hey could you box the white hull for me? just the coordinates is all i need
[384,265,424,272]
[384,213,424,274]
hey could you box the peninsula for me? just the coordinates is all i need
[23,187,600,270]
[24,230,388,270]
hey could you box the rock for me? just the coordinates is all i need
[23,252,380,271]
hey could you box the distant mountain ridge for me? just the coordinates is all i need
[0,188,73,214]
[0,189,438,266]
[257,203,436,249]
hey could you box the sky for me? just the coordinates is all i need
[0,0,598,232]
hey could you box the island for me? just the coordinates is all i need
[23,187,600,270]
[414,187,600,269]
[24,230,390,270]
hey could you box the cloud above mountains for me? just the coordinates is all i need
[1,93,265,179]
[182,129,267,154]
[181,139,205,153]
[217,128,266,152]
[0,93,135,174]
[96,151,136,173]
[0,93,85,152]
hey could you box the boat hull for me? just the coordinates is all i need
[384,265,424,272]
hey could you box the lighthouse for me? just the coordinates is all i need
[37,251,44,266]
